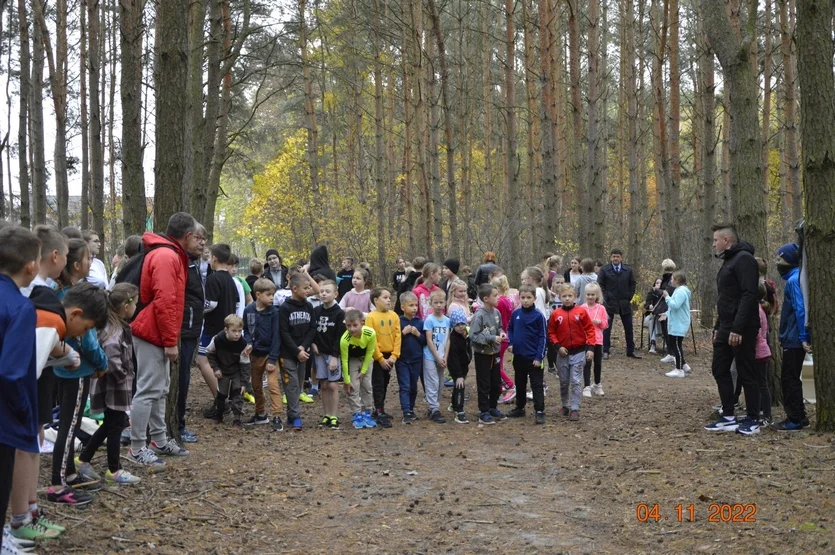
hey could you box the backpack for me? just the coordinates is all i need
[115,240,177,320]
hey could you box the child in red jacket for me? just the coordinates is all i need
[548,284,595,421]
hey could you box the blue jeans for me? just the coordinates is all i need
[178,339,198,431]
[396,359,422,414]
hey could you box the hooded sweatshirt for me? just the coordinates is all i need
[243,301,280,364]
[313,302,346,356]
[447,329,472,380]
[470,306,503,355]
[714,241,760,340]
[507,305,548,362]
[779,266,809,348]
[308,245,336,282]
[665,285,692,337]
[278,296,317,360]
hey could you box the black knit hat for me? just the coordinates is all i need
[443,258,460,275]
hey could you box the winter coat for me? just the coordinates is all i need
[778,266,809,348]
[447,330,472,381]
[264,264,289,290]
[597,263,637,316]
[181,253,205,342]
[665,285,692,337]
[90,322,135,413]
[714,241,760,341]
[131,232,189,348]
[308,245,336,282]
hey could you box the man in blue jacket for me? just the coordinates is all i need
[773,243,812,431]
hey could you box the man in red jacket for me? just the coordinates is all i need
[128,212,198,469]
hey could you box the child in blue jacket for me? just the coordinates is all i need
[398,292,425,424]
[663,271,692,379]
[506,285,548,424]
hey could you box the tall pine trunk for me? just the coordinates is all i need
[587,0,605,259]
[567,0,582,245]
[121,0,145,236]
[625,0,642,277]
[666,0,682,262]
[17,0,30,228]
[504,0,520,279]
[779,0,801,225]
[697,11,717,328]
[88,0,105,238]
[539,0,558,254]
[29,8,46,225]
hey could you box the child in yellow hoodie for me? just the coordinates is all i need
[366,287,401,428]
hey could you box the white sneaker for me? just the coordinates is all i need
[665,369,686,378]
[592,383,605,397]
[660,355,675,363]
[582,386,592,398]
[682,363,691,373]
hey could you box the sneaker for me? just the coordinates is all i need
[377,414,393,428]
[202,404,218,419]
[402,413,413,425]
[150,439,189,457]
[660,354,675,363]
[405,411,419,421]
[245,414,270,426]
[329,416,340,429]
[506,407,526,418]
[105,469,141,485]
[736,419,761,436]
[582,386,592,398]
[602,352,610,360]
[771,419,805,432]
[430,410,446,424]
[704,417,739,432]
[362,412,377,428]
[547,365,558,375]
[649,342,657,354]
[478,412,495,425]
[243,392,256,404]
[292,418,303,430]
[592,383,605,397]
[447,403,455,413]
[760,416,773,427]
[127,446,167,470]
[75,458,102,482]
[535,411,545,425]
[33,514,65,534]
[67,473,102,492]
[499,388,517,404]
[665,369,686,378]
[4,525,39,548]
[569,410,580,421]
[8,519,61,541]
[682,363,692,373]
[320,415,331,427]
[352,412,366,429]
[179,429,198,443]
[232,418,243,428]
[444,378,454,388]
[309,387,319,397]
[455,412,469,424]
[559,406,570,417]
[47,486,94,506]
[488,408,507,421]
[299,393,314,404]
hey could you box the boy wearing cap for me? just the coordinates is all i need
[772,243,811,431]
[441,258,460,298]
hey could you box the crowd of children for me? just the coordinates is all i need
[0,216,815,552]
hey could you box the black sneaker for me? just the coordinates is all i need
[488,408,507,421]
[535,411,545,425]
[271,417,285,432]
[430,410,446,424]
[454,412,469,424]
[47,486,94,505]
[67,474,102,492]
[244,414,269,426]
[506,407,526,418]
[771,419,805,432]
[377,414,393,428]
[232,419,243,428]
[406,411,419,421]
[203,404,218,419]
[402,413,414,425]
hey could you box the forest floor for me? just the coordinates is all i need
[42,327,834,554]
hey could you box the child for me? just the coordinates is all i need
[206,315,250,427]
[662,271,692,379]
[367,287,401,428]
[398,292,425,424]
[339,266,374,314]
[243,278,283,431]
[447,309,472,424]
[644,278,664,354]
[336,256,355,301]
[340,309,377,429]
[245,258,264,291]
[522,266,552,398]
[423,289,451,423]
[413,263,442,320]
[470,284,507,424]
[0,227,42,540]
[392,257,407,291]
[581,283,609,397]
[491,275,517,404]
[279,273,317,430]
[548,284,595,421]
[441,258,460,297]
[77,284,142,485]
[312,280,346,429]
[754,283,773,425]
[506,285,548,425]
[446,279,472,322]
[228,253,253,311]
[573,258,597,302]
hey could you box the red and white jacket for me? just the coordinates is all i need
[547,304,596,354]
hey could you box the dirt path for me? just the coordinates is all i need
[46,332,834,554]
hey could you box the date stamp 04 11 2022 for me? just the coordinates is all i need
[635,503,757,523]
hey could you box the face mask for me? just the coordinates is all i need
[776,263,793,277]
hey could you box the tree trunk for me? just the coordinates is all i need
[108,0,118,254]
[88,0,105,238]
[153,0,188,228]
[697,13,717,328]
[372,0,386,281]
[481,0,494,251]
[300,0,320,219]
[17,0,30,229]
[796,0,835,430]
[762,0,774,206]
[720,101,731,220]
[779,0,801,225]
[505,0,520,280]
[402,21,415,258]
[184,0,206,214]
[539,0,558,254]
[625,0,642,278]
[521,0,537,261]
[567,0,583,245]
[702,0,768,254]
[666,0,682,262]
[121,0,145,236]
[425,13,442,261]
[29,8,46,225]
[651,0,673,260]
[586,0,605,260]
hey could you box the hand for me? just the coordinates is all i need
[214,370,222,379]
[403,325,413,335]
[728,332,742,347]
[712,330,717,344]
[507,345,513,354]
[559,347,568,357]
[386,357,397,367]
[164,345,178,361]
[533,360,541,368]
[802,342,812,353]
[266,363,276,373]
[438,358,447,369]
[498,332,508,342]
[412,328,421,337]
[592,319,602,325]
[328,358,338,371]
[585,351,593,361]
[658,313,667,321]
[380,359,391,370]
[344,382,353,394]
[311,344,320,355]
[661,290,669,298]
[243,345,253,356]
[455,377,464,388]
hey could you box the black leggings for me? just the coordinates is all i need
[583,345,603,386]
[372,353,393,412]
[52,377,90,486]
[755,360,772,419]
[667,335,685,369]
[80,408,127,473]
[546,342,557,369]
[0,443,15,538]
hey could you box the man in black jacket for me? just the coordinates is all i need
[597,248,641,359]
[704,224,762,434]
[178,224,206,443]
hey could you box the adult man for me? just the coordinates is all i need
[264,249,288,289]
[597,248,641,359]
[128,212,197,467]
[177,223,207,443]
[704,224,761,435]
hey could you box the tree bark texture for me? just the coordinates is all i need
[88,0,105,239]
[121,0,146,236]
[778,0,802,225]
[17,0,30,229]
[505,0,521,280]
[29,8,46,225]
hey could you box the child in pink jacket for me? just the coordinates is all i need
[754,284,773,423]
[581,283,609,397]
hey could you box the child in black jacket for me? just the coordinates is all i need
[278,274,317,430]
[447,309,473,424]
[206,315,250,427]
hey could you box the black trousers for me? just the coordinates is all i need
[80,408,127,473]
[780,347,806,423]
[604,310,636,355]
[711,329,759,419]
[0,443,15,544]
[177,338,198,431]
[667,335,686,369]
[546,341,557,369]
[474,352,501,413]
[372,352,392,412]
[52,376,90,486]
[583,345,604,386]
[514,356,545,412]
[755,360,772,419]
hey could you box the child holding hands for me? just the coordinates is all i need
[423,289,451,423]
